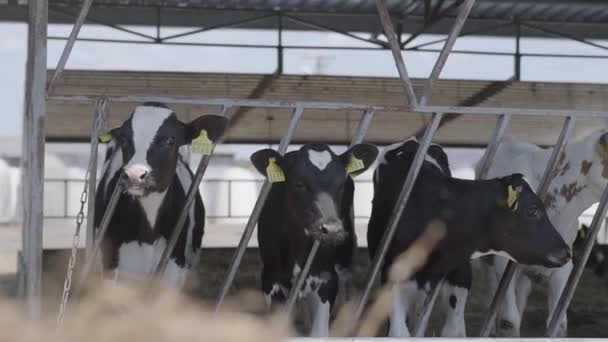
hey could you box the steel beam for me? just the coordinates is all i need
[546,186,608,336]
[375,0,418,107]
[47,0,93,95]
[419,0,475,106]
[413,113,511,336]
[215,106,305,312]
[479,116,576,337]
[354,112,443,322]
[22,0,47,319]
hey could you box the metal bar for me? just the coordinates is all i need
[479,116,576,336]
[419,0,475,106]
[46,0,93,96]
[22,0,47,319]
[285,240,320,314]
[413,278,445,337]
[514,21,521,81]
[215,106,305,312]
[85,99,107,260]
[354,112,443,321]
[521,22,608,52]
[282,109,376,314]
[277,14,283,74]
[64,180,69,218]
[283,14,388,48]
[72,178,125,299]
[546,185,608,337]
[375,0,418,107]
[160,13,276,41]
[47,95,608,118]
[404,22,513,50]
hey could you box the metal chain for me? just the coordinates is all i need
[56,97,106,327]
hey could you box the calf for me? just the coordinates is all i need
[574,223,608,278]
[367,139,570,337]
[474,130,608,337]
[96,102,227,289]
[250,143,378,336]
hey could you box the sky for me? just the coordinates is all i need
[1,21,608,139]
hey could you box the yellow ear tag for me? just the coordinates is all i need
[346,154,365,174]
[99,132,112,143]
[507,185,518,211]
[192,130,214,155]
[266,157,285,183]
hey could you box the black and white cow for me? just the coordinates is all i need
[95,102,227,289]
[574,223,608,278]
[367,139,571,337]
[250,143,379,337]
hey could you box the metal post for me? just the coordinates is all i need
[375,0,418,107]
[85,98,107,259]
[277,14,283,74]
[419,0,475,106]
[514,20,521,81]
[479,116,576,336]
[21,0,47,319]
[215,106,305,312]
[283,109,376,312]
[413,113,511,336]
[72,178,125,298]
[354,112,443,321]
[546,185,608,336]
[47,0,93,96]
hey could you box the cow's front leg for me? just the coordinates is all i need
[388,281,420,337]
[308,274,337,337]
[546,260,572,337]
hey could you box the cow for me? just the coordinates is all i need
[473,130,608,337]
[95,102,227,290]
[249,143,379,337]
[574,223,608,278]
[367,138,571,337]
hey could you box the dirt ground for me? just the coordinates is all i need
[7,247,608,337]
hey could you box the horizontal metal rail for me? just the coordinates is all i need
[47,95,608,118]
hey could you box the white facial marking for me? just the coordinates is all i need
[471,249,518,262]
[314,192,340,221]
[308,150,332,171]
[128,105,173,168]
[101,140,123,195]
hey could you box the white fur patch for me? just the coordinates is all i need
[116,238,167,275]
[308,150,332,171]
[471,249,518,262]
[128,106,172,168]
[137,190,167,228]
[314,192,339,222]
[309,292,331,337]
[264,284,286,308]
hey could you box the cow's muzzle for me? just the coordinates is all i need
[123,164,150,196]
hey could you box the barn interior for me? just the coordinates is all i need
[2,0,608,338]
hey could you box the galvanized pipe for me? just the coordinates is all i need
[47,0,93,95]
[215,106,305,312]
[479,116,576,337]
[73,176,125,298]
[413,113,511,336]
[546,185,608,336]
[85,98,108,260]
[374,0,418,107]
[282,109,376,313]
[354,112,444,321]
[419,0,476,106]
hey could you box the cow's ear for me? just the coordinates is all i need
[186,114,229,145]
[500,173,524,211]
[250,149,286,183]
[98,126,122,143]
[340,143,379,177]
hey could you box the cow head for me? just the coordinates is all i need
[251,143,378,243]
[488,174,571,267]
[104,102,228,196]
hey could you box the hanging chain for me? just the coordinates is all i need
[56,98,107,328]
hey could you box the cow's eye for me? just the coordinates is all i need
[163,137,175,146]
[526,206,539,218]
[295,181,306,191]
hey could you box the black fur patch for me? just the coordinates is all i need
[449,294,457,309]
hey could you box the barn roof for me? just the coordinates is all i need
[2,0,608,39]
[46,70,608,147]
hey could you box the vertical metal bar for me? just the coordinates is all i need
[73,179,125,298]
[413,113,511,336]
[479,116,576,337]
[85,98,107,259]
[47,0,93,96]
[354,112,443,321]
[375,0,418,107]
[22,0,47,319]
[419,0,475,106]
[215,106,305,312]
[283,109,376,311]
[514,20,521,81]
[64,180,69,218]
[277,14,283,74]
[227,180,232,218]
[546,186,608,336]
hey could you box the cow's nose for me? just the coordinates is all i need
[124,164,149,184]
[321,221,343,234]
[546,247,571,267]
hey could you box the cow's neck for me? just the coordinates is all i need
[137,189,169,229]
